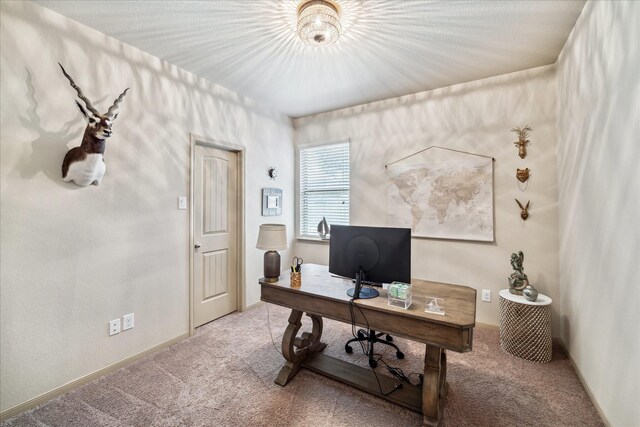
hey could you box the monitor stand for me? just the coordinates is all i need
[347,270,379,299]
[346,287,379,299]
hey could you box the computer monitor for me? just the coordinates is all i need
[329,225,411,299]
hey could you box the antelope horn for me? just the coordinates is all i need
[58,63,100,117]
[106,88,129,118]
[515,199,524,210]
[525,200,530,209]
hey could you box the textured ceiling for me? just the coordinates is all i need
[36,0,585,118]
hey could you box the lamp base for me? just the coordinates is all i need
[264,250,281,282]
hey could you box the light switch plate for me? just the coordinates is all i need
[178,196,187,210]
[481,289,491,302]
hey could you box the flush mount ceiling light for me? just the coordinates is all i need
[297,0,342,47]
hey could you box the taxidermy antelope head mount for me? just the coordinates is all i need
[59,63,129,186]
[511,125,532,159]
[515,199,530,220]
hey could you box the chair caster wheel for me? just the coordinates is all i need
[357,330,366,340]
[396,351,405,359]
[345,345,353,354]
[385,334,393,342]
[369,359,378,369]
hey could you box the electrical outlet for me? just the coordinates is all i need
[123,313,134,331]
[109,319,121,336]
[481,289,491,302]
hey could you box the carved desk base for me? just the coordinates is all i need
[274,308,447,427]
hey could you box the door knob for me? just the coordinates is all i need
[194,242,201,249]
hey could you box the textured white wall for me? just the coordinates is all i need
[556,1,640,425]
[294,66,559,332]
[0,1,293,412]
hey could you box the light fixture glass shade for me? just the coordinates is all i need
[297,0,341,47]
[256,224,288,250]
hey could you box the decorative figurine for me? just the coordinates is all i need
[516,199,530,220]
[523,284,539,302]
[59,63,129,186]
[511,125,532,159]
[508,251,529,295]
[516,168,530,183]
[317,217,329,239]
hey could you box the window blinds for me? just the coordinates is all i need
[299,142,350,237]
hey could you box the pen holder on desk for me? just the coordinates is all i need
[290,271,301,288]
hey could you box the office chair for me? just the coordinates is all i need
[345,329,404,368]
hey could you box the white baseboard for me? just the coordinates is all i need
[0,332,189,422]
[557,340,610,427]
[476,321,499,330]
[244,300,265,311]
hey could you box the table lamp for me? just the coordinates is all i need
[256,224,288,282]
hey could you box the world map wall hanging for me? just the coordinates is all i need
[386,146,494,242]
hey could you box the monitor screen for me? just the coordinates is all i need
[329,225,411,286]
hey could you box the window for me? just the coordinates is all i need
[299,141,350,238]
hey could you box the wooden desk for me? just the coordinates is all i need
[260,264,476,427]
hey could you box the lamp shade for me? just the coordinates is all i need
[256,224,288,251]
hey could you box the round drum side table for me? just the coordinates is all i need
[498,289,552,363]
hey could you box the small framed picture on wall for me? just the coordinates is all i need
[262,188,282,216]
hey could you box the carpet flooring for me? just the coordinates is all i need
[3,303,603,426]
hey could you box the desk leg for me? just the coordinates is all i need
[275,309,327,386]
[422,345,447,427]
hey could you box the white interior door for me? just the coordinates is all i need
[193,144,238,327]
